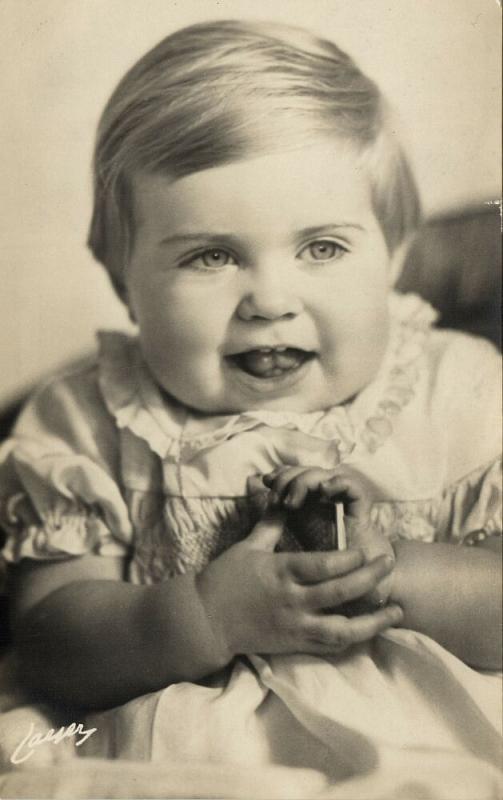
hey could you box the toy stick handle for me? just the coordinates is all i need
[332,502,347,550]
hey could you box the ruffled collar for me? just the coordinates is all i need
[97,292,438,462]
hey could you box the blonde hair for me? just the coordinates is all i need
[88,19,421,299]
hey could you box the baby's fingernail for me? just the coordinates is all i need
[383,555,395,570]
[388,605,403,623]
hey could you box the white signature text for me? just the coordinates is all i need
[10,721,97,765]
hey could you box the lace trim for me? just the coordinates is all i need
[98,292,438,462]
[358,293,438,452]
[97,332,182,460]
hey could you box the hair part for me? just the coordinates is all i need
[88,19,421,300]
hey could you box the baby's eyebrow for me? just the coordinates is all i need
[159,233,241,247]
[298,224,365,237]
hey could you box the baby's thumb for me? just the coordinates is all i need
[246,515,285,551]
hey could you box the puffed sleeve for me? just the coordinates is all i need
[437,457,501,542]
[0,366,133,563]
[432,332,502,542]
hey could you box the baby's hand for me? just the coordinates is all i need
[262,465,395,607]
[195,516,401,661]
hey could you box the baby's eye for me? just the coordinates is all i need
[201,249,235,267]
[298,240,346,262]
[185,248,237,269]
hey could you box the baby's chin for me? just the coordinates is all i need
[170,380,366,417]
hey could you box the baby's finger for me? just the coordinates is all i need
[263,466,307,486]
[301,554,394,609]
[319,473,371,518]
[264,467,312,504]
[282,468,335,509]
[285,548,364,584]
[262,468,285,487]
[246,515,285,551]
[303,605,403,653]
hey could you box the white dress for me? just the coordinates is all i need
[0,292,501,799]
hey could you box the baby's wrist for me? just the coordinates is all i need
[193,571,236,667]
[155,574,231,679]
[387,539,407,607]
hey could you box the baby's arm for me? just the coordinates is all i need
[265,466,502,670]
[12,552,231,710]
[390,538,502,669]
[12,518,400,710]
[13,555,218,707]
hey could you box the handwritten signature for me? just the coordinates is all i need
[10,721,97,765]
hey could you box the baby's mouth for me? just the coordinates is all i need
[227,347,315,379]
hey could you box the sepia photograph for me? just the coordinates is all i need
[0,1,501,798]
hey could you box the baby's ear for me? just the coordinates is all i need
[121,283,138,324]
[127,303,137,324]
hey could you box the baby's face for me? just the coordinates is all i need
[127,140,392,414]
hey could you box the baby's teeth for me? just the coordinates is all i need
[275,350,302,370]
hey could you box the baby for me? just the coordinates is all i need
[0,19,501,797]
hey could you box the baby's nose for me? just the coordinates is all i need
[236,270,303,322]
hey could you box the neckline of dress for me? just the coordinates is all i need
[97,291,438,462]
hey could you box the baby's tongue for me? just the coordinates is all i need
[238,348,305,378]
